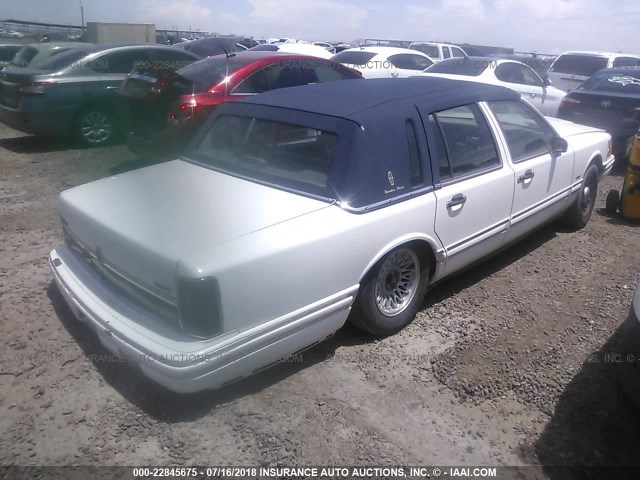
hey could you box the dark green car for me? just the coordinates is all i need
[0,44,199,147]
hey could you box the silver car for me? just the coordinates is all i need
[0,44,199,146]
[50,78,614,392]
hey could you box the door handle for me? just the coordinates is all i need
[530,92,536,98]
[390,71,399,78]
[106,86,120,91]
[446,193,467,208]
[517,169,535,183]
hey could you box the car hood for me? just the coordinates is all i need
[545,117,604,137]
[59,159,331,301]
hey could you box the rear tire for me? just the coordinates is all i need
[74,106,117,148]
[563,165,598,230]
[350,246,429,336]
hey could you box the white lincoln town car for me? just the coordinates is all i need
[50,78,614,393]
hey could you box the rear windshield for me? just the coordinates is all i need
[550,54,609,76]
[35,49,93,72]
[425,58,490,76]
[177,57,246,92]
[331,51,376,66]
[192,114,338,191]
[0,46,20,62]
[410,44,439,58]
[10,46,38,67]
[578,70,640,93]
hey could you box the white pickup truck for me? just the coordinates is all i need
[409,42,467,62]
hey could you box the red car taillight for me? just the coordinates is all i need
[168,97,198,126]
[18,81,55,96]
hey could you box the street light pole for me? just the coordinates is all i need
[80,1,85,28]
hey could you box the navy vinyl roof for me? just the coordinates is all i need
[236,77,520,119]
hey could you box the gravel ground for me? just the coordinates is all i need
[0,123,639,478]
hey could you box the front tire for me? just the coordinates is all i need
[563,165,598,230]
[74,107,117,147]
[350,246,429,335]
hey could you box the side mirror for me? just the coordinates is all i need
[551,136,568,156]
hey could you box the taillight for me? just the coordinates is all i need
[18,81,55,96]
[168,97,197,126]
[177,276,222,338]
[559,97,581,109]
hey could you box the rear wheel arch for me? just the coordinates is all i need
[359,238,438,286]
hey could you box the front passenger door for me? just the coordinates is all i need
[486,100,574,244]
[421,104,514,277]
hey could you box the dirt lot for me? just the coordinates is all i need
[0,122,639,478]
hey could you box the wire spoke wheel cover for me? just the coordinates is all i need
[374,248,420,317]
[80,111,113,145]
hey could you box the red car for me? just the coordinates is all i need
[121,51,363,157]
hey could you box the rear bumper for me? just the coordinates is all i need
[50,245,355,393]
[0,104,71,136]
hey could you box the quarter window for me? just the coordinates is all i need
[432,104,500,178]
[488,100,555,162]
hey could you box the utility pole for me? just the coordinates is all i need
[80,1,85,28]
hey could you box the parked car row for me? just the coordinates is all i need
[0,44,200,146]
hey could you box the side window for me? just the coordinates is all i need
[405,120,423,187]
[93,49,150,73]
[313,60,356,81]
[451,47,466,58]
[265,62,318,90]
[232,68,270,94]
[488,100,555,162]
[495,62,524,84]
[442,47,451,59]
[433,104,500,177]
[520,64,543,86]
[388,54,433,71]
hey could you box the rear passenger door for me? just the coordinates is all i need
[420,103,515,276]
[92,48,152,93]
[486,99,574,243]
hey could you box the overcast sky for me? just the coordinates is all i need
[2,0,639,54]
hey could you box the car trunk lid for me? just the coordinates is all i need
[58,159,330,308]
[0,67,46,108]
[559,90,640,132]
